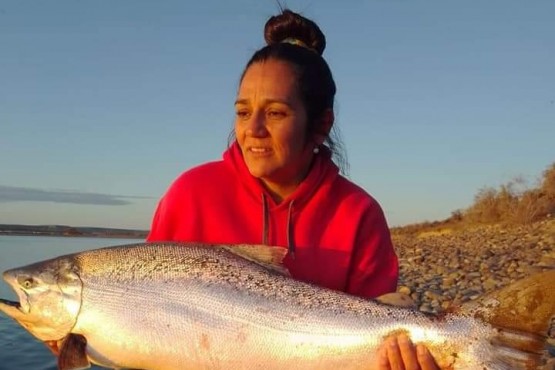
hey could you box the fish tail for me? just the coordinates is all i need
[461,270,555,369]
[488,327,551,369]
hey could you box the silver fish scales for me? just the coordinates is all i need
[0,242,554,370]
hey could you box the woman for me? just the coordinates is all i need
[148,9,438,370]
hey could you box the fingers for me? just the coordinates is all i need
[397,334,419,370]
[386,335,408,370]
[374,335,410,370]
[376,342,392,370]
[374,334,440,370]
[416,344,439,370]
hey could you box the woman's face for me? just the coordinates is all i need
[234,59,315,189]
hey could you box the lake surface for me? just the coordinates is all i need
[0,235,143,370]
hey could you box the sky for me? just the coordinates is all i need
[1,0,554,230]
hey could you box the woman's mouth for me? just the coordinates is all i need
[249,147,272,155]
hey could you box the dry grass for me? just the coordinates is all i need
[392,162,555,235]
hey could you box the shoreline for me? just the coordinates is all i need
[0,224,147,239]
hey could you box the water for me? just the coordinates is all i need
[0,235,143,370]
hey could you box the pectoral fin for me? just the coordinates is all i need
[58,333,90,370]
[44,339,62,356]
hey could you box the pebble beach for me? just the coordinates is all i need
[393,218,555,368]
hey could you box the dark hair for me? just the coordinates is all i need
[231,9,348,175]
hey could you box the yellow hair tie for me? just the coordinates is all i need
[281,38,317,53]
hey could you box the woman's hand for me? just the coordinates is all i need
[375,333,439,370]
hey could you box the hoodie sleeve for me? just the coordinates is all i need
[146,200,167,241]
[146,174,191,242]
[345,203,399,298]
[146,191,184,242]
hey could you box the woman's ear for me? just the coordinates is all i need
[314,109,334,145]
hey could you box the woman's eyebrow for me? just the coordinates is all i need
[235,98,291,106]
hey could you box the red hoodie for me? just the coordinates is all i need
[147,143,398,298]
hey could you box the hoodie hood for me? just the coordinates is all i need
[223,142,339,210]
[223,142,339,255]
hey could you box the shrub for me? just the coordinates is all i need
[463,162,555,225]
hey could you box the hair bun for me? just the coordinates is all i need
[264,9,326,56]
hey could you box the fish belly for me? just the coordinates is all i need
[73,279,491,370]
[73,281,393,369]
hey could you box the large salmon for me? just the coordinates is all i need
[0,242,553,369]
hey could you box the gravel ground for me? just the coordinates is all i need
[392,218,555,368]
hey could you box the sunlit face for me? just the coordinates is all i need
[234,59,315,191]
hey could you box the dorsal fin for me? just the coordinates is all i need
[58,333,90,370]
[222,244,290,276]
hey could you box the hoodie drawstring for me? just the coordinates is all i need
[286,200,295,260]
[262,193,269,245]
[261,194,295,260]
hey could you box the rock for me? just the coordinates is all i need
[424,290,442,301]
[539,253,555,268]
[377,292,417,308]
[441,301,452,310]
[419,303,434,313]
[410,292,421,301]
[441,276,456,288]
[390,218,555,370]
[482,278,499,291]
[543,358,555,370]
[435,266,446,275]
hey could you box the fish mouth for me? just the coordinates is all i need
[1,271,30,317]
[0,296,27,320]
[0,298,21,308]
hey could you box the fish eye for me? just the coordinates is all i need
[18,276,37,289]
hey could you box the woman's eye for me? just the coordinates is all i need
[267,110,286,119]
[236,110,250,119]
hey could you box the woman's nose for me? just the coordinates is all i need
[245,111,268,137]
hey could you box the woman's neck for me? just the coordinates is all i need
[259,158,315,204]
[260,180,298,204]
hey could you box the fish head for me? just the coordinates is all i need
[0,256,82,342]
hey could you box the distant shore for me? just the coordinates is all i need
[0,224,148,239]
